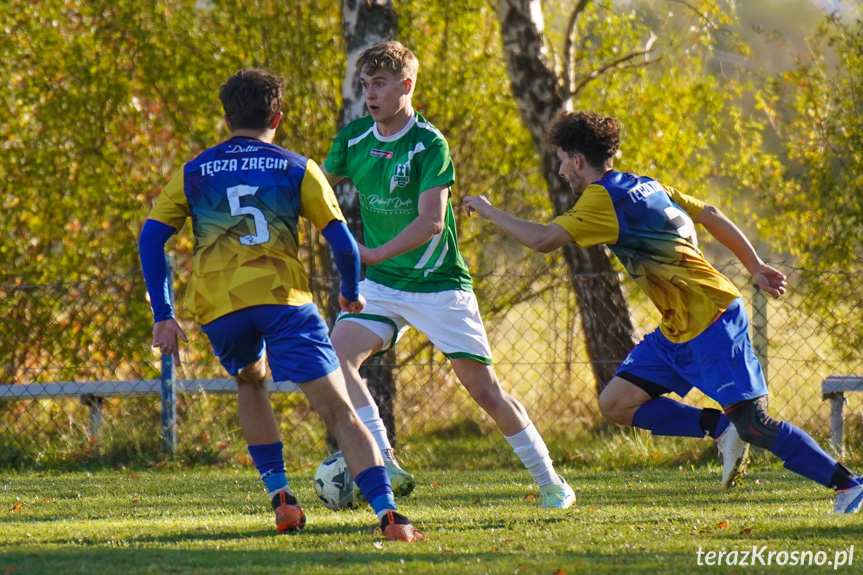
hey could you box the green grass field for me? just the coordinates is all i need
[3,460,862,575]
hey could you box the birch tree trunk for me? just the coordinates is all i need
[498,0,636,395]
[326,0,398,450]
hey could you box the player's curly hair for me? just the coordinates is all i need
[219,68,283,131]
[356,41,419,82]
[545,110,621,168]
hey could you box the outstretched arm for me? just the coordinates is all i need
[139,219,188,363]
[694,205,787,298]
[463,195,571,253]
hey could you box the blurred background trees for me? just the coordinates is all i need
[1,0,860,384]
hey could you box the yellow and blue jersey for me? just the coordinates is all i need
[147,137,345,324]
[552,170,740,343]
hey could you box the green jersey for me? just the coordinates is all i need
[324,111,473,292]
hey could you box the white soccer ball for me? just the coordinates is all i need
[313,451,357,510]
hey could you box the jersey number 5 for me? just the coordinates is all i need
[227,184,270,246]
[663,206,698,248]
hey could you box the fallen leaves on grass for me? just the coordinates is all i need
[715,521,728,529]
[11,503,22,512]
[740,528,753,535]
[431,482,442,488]
[523,493,536,501]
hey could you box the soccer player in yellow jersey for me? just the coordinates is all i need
[139,68,424,540]
[464,110,863,514]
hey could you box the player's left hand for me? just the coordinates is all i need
[152,318,188,364]
[463,195,493,218]
[339,293,366,313]
[358,243,383,266]
[753,264,787,299]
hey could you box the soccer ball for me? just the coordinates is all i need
[314,451,357,510]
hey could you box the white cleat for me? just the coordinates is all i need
[540,480,576,509]
[718,424,749,488]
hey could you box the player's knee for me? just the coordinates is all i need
[725,397,780,449]
[598,392,631,426]
[236,359,266,386]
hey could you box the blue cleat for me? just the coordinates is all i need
[833,483,863,514]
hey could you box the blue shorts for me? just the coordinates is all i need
[615,298,768,407]
[200,304,340,384]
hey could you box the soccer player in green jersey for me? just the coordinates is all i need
[321,41,574,509]
[463,110,863,514]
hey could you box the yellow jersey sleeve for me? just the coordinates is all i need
[147,168,189,231]
[665,185,705,219]
[300,159,346,231]
[551,183,619,248]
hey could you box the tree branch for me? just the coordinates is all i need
[571,50,659,97]
[564,0,591,96]
[665,0,718,29]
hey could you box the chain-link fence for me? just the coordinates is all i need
[1,265,862,469]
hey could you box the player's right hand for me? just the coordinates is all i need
[152,318,188,365]
[339,293,366,313]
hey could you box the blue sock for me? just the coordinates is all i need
[632,397,724,438]
[769,422,839,487]
[248,442,288,494]
[355,465,396,517]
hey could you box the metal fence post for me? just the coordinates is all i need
[161,254,177,454]
[751,281,769,384]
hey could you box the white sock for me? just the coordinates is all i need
[505,422,560,487]
[375,508,396,521]
[268,485,295,498]
[355,404,394,460]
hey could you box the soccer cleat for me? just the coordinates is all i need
[833,483,863,514]
[717,424,749,488]
[374,510,425,542]
[271,490,306,533]
[540,480,576,509]
[385,459,416,497]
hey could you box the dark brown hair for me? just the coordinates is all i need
[546,110,621,168]
[219,68,283,131]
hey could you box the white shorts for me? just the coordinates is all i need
[336,279,493,364]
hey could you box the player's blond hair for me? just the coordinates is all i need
[356,41,418,82]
